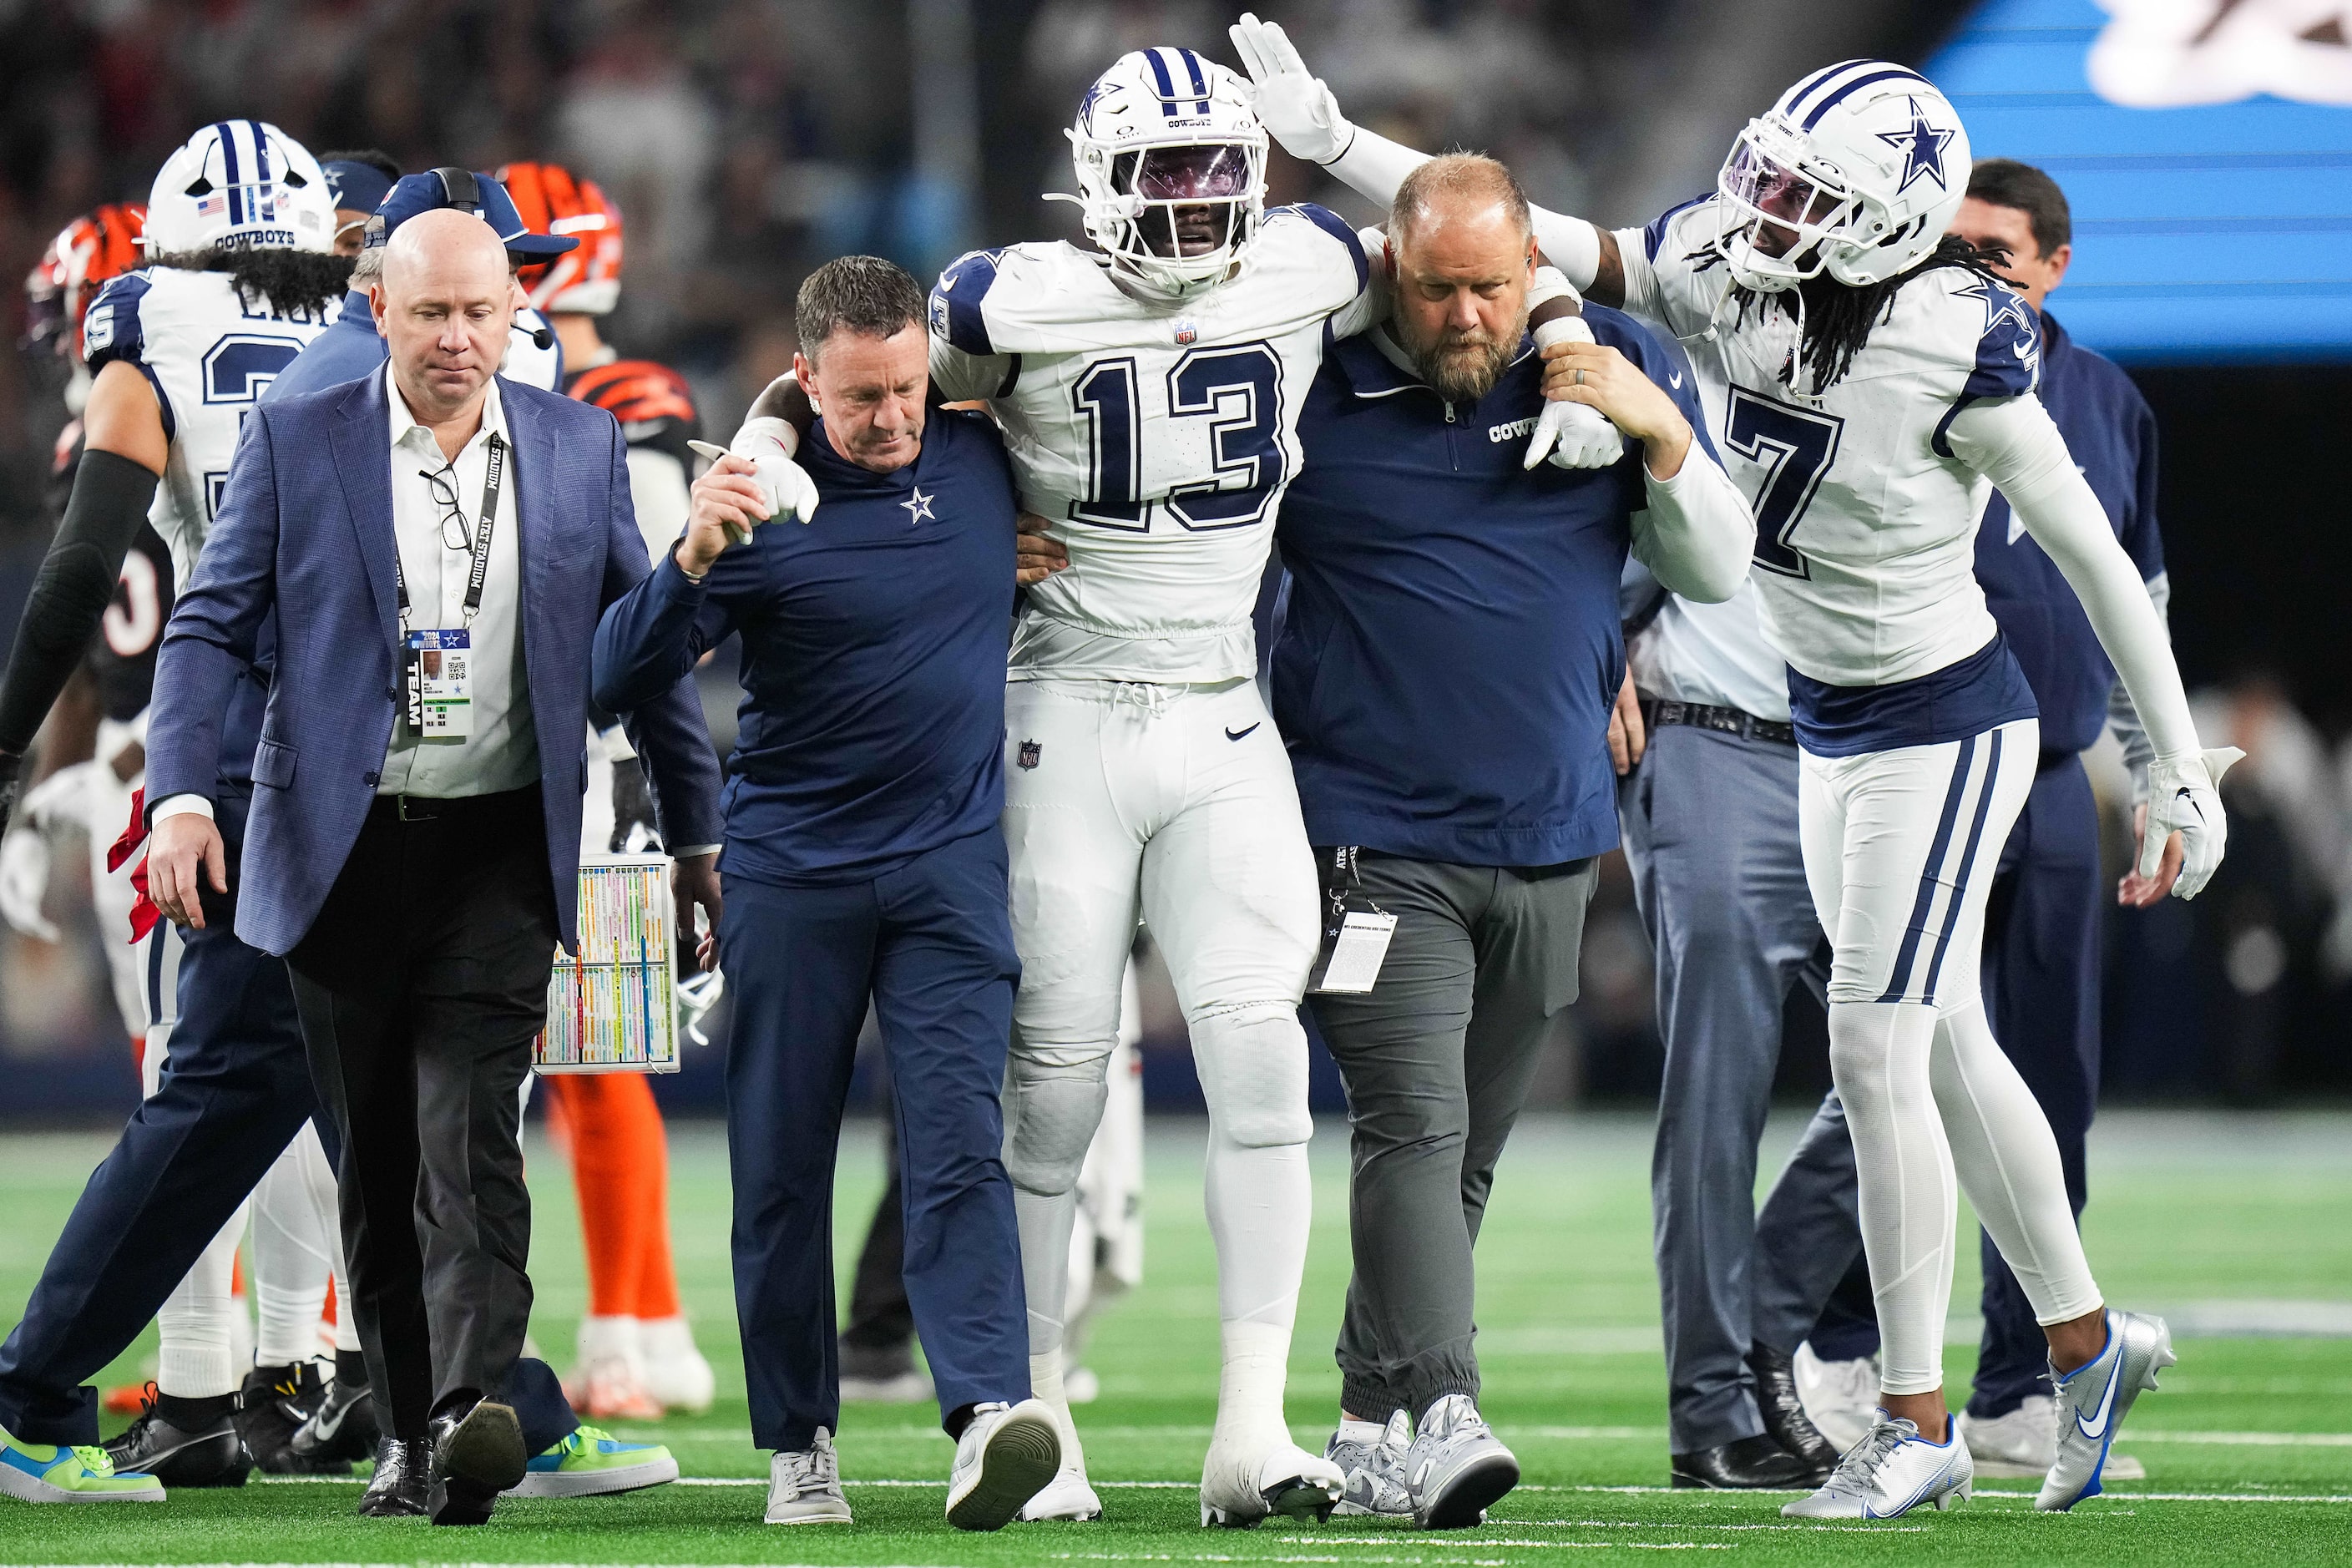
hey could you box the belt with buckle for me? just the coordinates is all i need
[373,786,539,824]
[1641,699,1798,747]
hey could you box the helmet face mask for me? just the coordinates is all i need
[144,122,334,257]
[1060,48,1268,295]
[1712,63,1970,296]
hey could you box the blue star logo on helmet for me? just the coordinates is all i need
[1875,101,1956,195]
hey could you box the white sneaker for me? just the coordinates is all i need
[1793,1343,1881,1454]
[1782,1412,1972,1520]
[765,1430,852,1525]
[2039,1309,2173,1511]
[1403,1395,1520,1530]
[945,1399,1060,1532]
[1200,1434,1345,1528]
[1325,1412,1413,1520]
[639,1316,716,1414]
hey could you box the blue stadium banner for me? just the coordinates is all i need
[1927,0,2352,362]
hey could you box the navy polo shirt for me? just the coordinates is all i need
[1975,310,2164,755]
[593,408,1017,886]
[1272,306,1713,867]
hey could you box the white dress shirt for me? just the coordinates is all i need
[377,367,538,799]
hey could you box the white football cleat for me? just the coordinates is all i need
[1782,1412,1971,1520]
[564,1315,662,1422]
[1200,1435,1345,1528]
[638,1315,716,1414]
[945,1399,1061,1531]
[1793,1343,1881,1454]
[2039,1309,2172,1511]
[1019,1462,1105,1522]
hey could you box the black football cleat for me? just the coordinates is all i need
[357,1436,430,1516]
[427,1398,526,1526]
[1748,1343,1841,1483]
[291,1375,382,1466]
[238,1362,346,1474]
[1670,1434,1820,1490]
[104,1389,251,1488]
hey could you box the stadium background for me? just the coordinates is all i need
[0,0,2347,1124]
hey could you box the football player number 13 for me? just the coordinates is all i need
[1723,386,1844,579]
[1070,342,1285,532]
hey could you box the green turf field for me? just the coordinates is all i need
[1,1109,2346,1565]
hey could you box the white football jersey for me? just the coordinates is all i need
[83,266,335,586]
[928,204,1383,682]
[1614,195,2041,689]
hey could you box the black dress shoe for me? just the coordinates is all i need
[358,1436,430,1516]
[1748,1343,1841,1481]
[1670,1434,1821,1490]
[427,1399,526,1526]
[291,1376,382,1466]
[104,1391,251,1487]
[238,1363,347,1475]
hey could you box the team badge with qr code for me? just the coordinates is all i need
[1018,740,1042,770]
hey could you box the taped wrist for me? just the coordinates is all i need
[0,450,158,755]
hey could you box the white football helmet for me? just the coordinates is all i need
[144,120,335,257]
[1055,47,1268,296]
[1713,62,1971,293]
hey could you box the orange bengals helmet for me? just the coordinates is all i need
[25,202,148,362]
[496,161,622,316]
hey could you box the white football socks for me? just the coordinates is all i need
[157,1199,250,1399]
[250,1124,339,1366]
[1203,1133,1311,1451]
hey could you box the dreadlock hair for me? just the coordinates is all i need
[1691,233,2009,394]
[150,246,357,323]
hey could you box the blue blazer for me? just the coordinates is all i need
[145,370,722,957]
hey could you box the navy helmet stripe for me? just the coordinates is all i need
[215,120,242,225]
[1176,45,1211,110]
[1145,48,1178,115]
[1875,733,1979,1004]
[1782,59,1867,116]
[1919,728,2006,1004]
[1800,67,1934,130]
[246,119,271,187]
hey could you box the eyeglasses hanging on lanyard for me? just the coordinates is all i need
[397,432,506,632]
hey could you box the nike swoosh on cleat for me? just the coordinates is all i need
[2076,1357,2123,1441]
[1225,724,1260,741]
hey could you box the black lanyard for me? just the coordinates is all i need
[395,432,506,629]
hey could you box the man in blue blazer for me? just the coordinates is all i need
[144,210,721,1525]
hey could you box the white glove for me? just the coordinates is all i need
[1229,13,1355,165]
[1525,316,1625,470]
[2143,746,2243,901]
[691,417,820,538]
[0,827,57,943]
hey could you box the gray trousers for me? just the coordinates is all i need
[1308,850,1597,1422]
[1617,723,1828,1454]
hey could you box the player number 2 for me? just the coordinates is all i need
[1070,343,1285,532]
[1723,387,1844,579]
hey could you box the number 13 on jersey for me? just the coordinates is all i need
[1070,341,1287,532]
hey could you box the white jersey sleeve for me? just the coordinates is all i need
[83,267,334,587]
[1609,196,1732,345]
[926,206,1373,682]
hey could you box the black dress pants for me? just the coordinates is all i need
[286,787,559,1443]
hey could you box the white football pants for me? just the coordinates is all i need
[1800,718,2102,1397]
[1000,677,1318,1459]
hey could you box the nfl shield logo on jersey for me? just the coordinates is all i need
[1018,740,1042,770]
[1173,319,1198,346]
